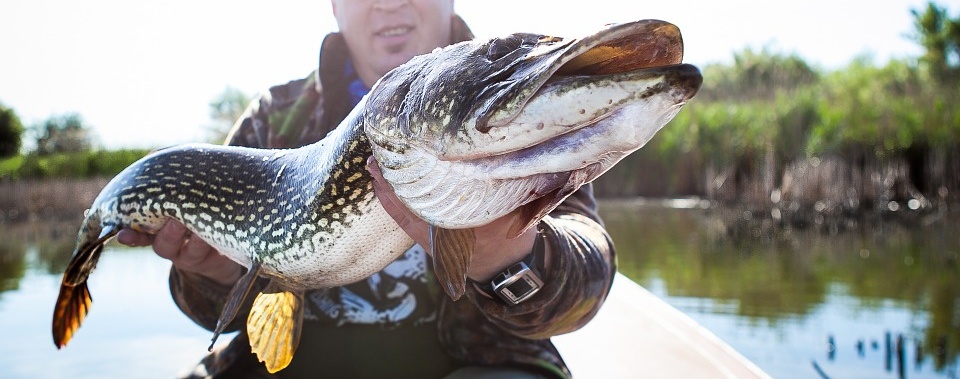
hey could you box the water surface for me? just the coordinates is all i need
[603,199,960,379]
[0,221,230,378]
[0,202,957,378]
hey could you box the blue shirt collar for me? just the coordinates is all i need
[343,58,370,108]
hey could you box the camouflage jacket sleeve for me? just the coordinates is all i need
[472,184,614,338]
[457,184,616,339]
[437,183,614,377]
[223,72,330,149]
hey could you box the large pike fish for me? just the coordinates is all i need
[52,19,701,373]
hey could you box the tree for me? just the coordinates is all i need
[33,113,93,155]
[206,86,251,143]
[911,2,960,84]
[0,102,24,159]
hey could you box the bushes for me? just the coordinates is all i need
[604,45,960,202]
[0,149,150,180]
[658,50,960,162]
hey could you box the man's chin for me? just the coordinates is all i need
[376,52,419,76]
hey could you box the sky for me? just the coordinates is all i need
[1,0,956,149]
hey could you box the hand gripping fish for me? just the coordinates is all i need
[52,19,702,373]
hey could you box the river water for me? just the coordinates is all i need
[0,200,957,378]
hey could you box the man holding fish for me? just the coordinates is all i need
[117,1,616,377]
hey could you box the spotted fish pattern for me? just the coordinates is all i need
[52,104,414,373]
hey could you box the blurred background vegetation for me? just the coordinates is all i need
[0,86,249,180]
[594,2,960,213]
[1,3,958,213]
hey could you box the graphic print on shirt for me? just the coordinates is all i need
[304,244,437,326]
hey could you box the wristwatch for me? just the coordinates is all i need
[475,234,546,305]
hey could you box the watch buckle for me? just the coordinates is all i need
[491,261,544,305]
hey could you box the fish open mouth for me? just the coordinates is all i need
[476,19,689,127]
[467,20,704,235]
[553,21,686,77]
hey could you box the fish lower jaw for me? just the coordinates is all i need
[399,169,571,229]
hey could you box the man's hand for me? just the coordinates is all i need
[366,156,544,282]
[116,221,243,287]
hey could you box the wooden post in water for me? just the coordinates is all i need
[896,334,905,379]
[827,335,836,361]
[885,331,892,372]
[935,335,948,367]
[914,337,923,369]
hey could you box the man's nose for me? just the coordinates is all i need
[373,0,408,12]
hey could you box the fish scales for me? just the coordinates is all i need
[81,118,409,289]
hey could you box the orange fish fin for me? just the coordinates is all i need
[247,289,304,373]
[52,225,118,348]
[52,281,92,349]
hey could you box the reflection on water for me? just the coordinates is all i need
[0,202,958,378]
[0,221,228,379]
[604,199,960,379]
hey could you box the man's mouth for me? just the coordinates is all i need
[377,26,413,38]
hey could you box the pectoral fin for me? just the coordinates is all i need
[508,170,593,238]
[247,289,304,373]
[209,260,262,351]
[430,226,475,301]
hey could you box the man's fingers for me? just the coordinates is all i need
[153,221,190,260]
[367,156,430,245]
[116,229,153,247]
[366,155,384,180]
[176,236,214,267]
[367,156,403,215]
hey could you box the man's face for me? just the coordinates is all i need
[332,0,454,87]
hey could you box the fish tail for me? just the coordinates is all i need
[52,221,119,348]
[247,289,304,373]
[52,280,91,349]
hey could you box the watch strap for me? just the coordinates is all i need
[473,233,546,305]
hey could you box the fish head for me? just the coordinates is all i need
[365,19,702,233]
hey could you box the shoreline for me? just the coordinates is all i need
[3,177,955,227]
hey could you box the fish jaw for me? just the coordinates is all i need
[371,64,701,229]
[365,19,685,160]
[473,64,702,178]
[442,19,687,160]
